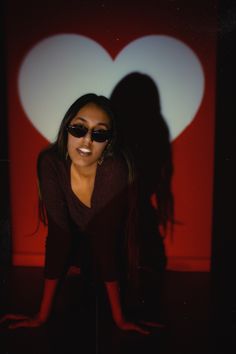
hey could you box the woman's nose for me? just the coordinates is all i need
[83,130,93,143]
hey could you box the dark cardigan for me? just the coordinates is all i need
[38,147,129,282]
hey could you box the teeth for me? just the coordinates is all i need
[79,147,91,154]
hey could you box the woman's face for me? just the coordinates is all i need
[67,103,111,169]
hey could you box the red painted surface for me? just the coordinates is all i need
[5,0,217,271]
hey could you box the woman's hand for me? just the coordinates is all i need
[0,313,47,329]
[138,320,166,329]
[0,279,58,330]
[115,318,150,335]
[115,318,166,335]
[104,280,166,335]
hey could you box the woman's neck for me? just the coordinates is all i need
[71,162,97,180]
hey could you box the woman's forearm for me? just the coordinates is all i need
[37,278,59,322]
[104,280,125,325]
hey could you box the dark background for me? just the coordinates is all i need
[0,0,235,352]
[210,0,236,335]
[0,0,11,269]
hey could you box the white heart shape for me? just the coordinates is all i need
[18,34,204,142]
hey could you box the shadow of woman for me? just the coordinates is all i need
[110,72,174,319]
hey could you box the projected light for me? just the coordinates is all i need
[18,34,204,142]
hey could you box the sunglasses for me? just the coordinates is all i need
[67,124,112,143]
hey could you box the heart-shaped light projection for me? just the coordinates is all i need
[18,34,204,142]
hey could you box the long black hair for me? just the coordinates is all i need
[37,93,118,219]
[37,93,139,282]
[56,93,117,160]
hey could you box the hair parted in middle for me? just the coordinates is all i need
[56,93,118,161]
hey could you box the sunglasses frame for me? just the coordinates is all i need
[67,124,112,143]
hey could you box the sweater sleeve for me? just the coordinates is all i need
[38,151,72,279]
[87,156,129,282]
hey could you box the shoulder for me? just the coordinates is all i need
[103,153,128,180]
[94,153,129,209]
[37,145,65,178]
[97,153,129,200]
[38,144,59,164]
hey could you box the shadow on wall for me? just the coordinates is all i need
[110,72,174,273]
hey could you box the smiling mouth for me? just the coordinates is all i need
[77,147,92,156]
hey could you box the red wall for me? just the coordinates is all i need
[5,0,217,271]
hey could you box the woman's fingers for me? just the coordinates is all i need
[129,323,150,335]
[8,320,31,329]
[117,321,150,335]
[0,314,30,324]
[138,320,166,328]
[0,314,44,329]
[116,319,167,335]
[8,318,43,329]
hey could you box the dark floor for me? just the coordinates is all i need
[0,266,235,354]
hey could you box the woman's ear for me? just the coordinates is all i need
[98,141,113,165]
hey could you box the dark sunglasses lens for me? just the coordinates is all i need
[67,125,112,142]
[67,125,87,138]
[92,131,111,142]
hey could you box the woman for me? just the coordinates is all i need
[1,93,164,334]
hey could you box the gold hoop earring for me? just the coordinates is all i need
[98,141,112,165]
[98,154,104,166]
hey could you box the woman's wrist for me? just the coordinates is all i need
[36,312,49,324]
[30,311,49,326]
[113,314,127,327]
[104,280,126,326]
[37,278,59,324]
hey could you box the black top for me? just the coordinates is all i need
[38,147,129,282]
